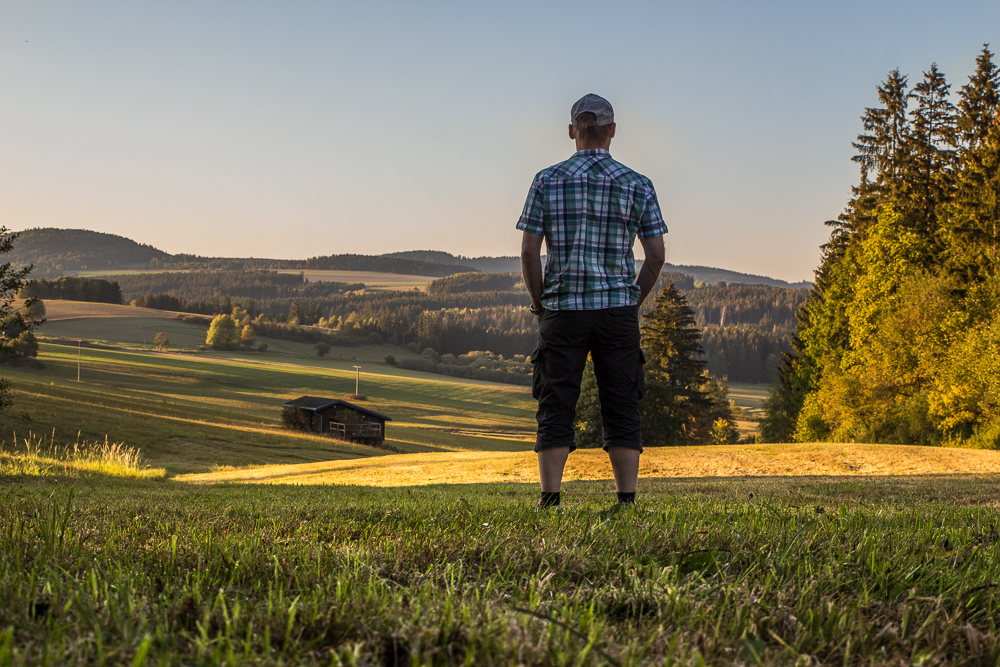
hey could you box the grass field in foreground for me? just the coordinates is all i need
[4,470,1000,665]
[177,442,1000,486]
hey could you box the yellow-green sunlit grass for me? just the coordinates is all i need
[178,441,1000,487]
[0,340,537,473]
[28,299,179,320]
[0,432,165,478]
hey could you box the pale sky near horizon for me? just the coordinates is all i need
[2,1,997,283]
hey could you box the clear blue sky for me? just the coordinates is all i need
[2,1,997,282]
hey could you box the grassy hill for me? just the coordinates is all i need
[11,227,812,287]
[7,302,539,474]
[5,302,1000,664]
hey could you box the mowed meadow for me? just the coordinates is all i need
[5,300,1000,664]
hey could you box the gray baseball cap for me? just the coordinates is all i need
[571,93,614,126]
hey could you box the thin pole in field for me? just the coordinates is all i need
[77,339,81,382]
[353,365,361,395]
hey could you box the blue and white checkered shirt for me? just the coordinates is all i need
[517,149,667,310]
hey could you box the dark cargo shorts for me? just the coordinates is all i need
[530,306,645,453]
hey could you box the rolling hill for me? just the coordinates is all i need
[8,228,811,288]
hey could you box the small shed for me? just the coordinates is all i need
[282,396,391,445]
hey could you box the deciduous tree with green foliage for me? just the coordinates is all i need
[205,314,240,350]
[240,325,256,349]
[153,332,170,350]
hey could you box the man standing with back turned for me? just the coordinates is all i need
[518,94,666,512]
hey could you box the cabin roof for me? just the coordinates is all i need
[283,396,392,421]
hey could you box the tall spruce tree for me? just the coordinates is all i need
[958,45,1000,151]
[944,115,1000,280]
[638,283,718,446]
[906,64,958,243]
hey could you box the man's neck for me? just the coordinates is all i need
[574,135,612,151]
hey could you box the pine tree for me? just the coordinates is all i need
[958,45,1000,151]
[852,70,911,193]
[639,284,714,446]
[906,63,958,242]
[641,283,705,388]
[943,115,1000,280]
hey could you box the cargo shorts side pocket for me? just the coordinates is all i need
[636,349,646,401]
[531,345,544,400]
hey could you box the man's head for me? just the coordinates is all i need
[569,93,616,150]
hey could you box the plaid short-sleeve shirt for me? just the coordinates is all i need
[516,149,667,310]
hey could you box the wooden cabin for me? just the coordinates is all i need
[282,396,391,445]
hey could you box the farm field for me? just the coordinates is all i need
[1,340,536,474]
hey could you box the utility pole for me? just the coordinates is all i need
[353,365,361,395]
[77,340,81,382]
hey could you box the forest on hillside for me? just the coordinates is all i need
[763,45,1000,448]
[25,267,807,384]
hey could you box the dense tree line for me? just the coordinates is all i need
[681,284,807,330]
[302,254,474,276]
[20,277,124,304]
[116,271,362,305]
[105,267,801,382]
[762,46,1000,448]
[700,325,785,383]
[19,261,803,384]
[426,272,524,294]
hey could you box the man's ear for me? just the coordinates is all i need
[568,124,576,140]
[608,123,616,139]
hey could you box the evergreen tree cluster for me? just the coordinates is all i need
[762,45,1000,447]
[20,277,123,304]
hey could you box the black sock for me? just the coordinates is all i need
[616,491,636,504]
[540,491,560,508]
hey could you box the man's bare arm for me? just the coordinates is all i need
[636,234,665,306]
[521,231,545,315]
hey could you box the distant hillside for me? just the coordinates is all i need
[6,228,169,279]
[6,228,811,287]
[5,229,477,279]
[666,263,812,290]
[386,249,810,288]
